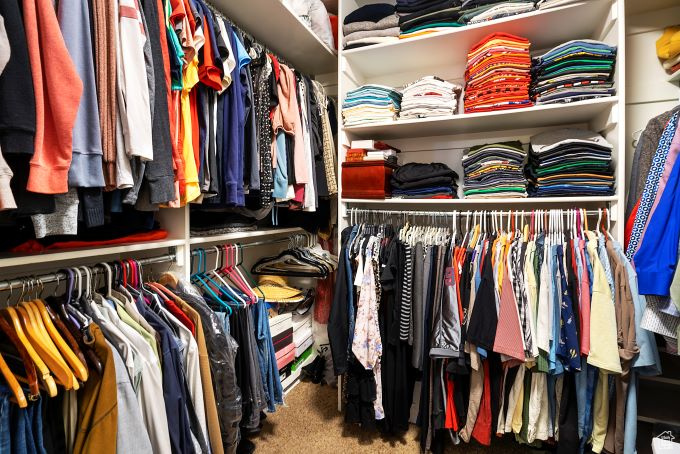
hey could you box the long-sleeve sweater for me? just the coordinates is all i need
[91,0,118,189]
[58,0,106,189]
[0,0,36,156]
[23,0,83,194]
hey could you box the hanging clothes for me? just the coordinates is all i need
[330,209,661,453]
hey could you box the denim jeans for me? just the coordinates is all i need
[255,300,283,412]
[11,400,27,454]
[0,392,9,453]
[580,363,599,452]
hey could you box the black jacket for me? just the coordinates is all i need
[328,227,351,376]
[0,0,36,155]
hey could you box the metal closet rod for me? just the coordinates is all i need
[0,253,176,292]
[190,233,309,254]
[349,208,609,217]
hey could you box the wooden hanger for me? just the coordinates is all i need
[0,316,39,397]
[15,305,75,390]
[0,351,26,408]
[33,300,88,382]
[2,307,57,397]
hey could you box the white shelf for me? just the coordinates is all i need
[343,196,619,206]
[189,227,304,245]
[343,97,618,139]
[211,0,337,75]
[0,238,186,269]
[626,0,679,14]
[669,69,680,84]
[342,0,612,81]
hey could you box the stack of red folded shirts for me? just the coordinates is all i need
[464,32,533,113]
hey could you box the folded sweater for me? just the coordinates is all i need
[342,14,399,35]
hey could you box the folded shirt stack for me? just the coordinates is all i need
[399,76,462,119]
[657,26,680,76]
[342,84,402,126]
[460,0,536,25]
[530,39,617,105]
[396,0,465,39]
[536,0,582,9]
[464,32,533,113]
[390,162,459,198]
[343,3,400,50]
[463,141,528,198]
[527,128,615,197]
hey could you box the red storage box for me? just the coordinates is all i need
[341,161,398,199]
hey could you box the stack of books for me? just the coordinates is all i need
[344,140,400,164]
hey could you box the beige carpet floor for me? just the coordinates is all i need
[252,381,534,453]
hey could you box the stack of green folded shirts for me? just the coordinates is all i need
[463,141,528,198]
[531,39,617,105]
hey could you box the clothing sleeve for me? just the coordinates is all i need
[634,153,680,297]
[328,232,350,375]
[117,0,154,161]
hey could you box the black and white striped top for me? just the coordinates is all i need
[400,243,413,341]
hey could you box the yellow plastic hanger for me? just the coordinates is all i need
[2,307,57,397]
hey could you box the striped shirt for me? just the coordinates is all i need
[400,243,413,341]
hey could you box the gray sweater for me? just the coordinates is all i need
[58,0,106,188]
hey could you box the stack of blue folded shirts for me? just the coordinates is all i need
[463,141,528,198]
[531,39,617,105]
[342,84,402,126]
[527,128,615,197]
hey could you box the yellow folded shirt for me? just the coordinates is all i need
[656,26,680,60]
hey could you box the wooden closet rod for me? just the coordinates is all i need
[0,253,177,292]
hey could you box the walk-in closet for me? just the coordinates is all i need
[0,0,679,452]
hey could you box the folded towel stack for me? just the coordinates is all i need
[464,32,533,113]
[343,3,400,49]
[527,129,615,197]
[463,141,528,198]
[460,0,536,25]
[657,26,680,76]
[396,0,464,39]
[342,84,402,126]
[399,76,462,119]
[531,39,617,105]
[390,162,459,199]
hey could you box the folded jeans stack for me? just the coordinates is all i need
[397,0,465,39]
[527,128,615,197]
[463,141,528,198]
[531,39,617,105]
[343,3,400,50]
[464,32,533,113]
[399,76,462,119]
[656,26,680,76]
[342,84,402,126]
[390,162,459,198]
[460,0,536,25]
